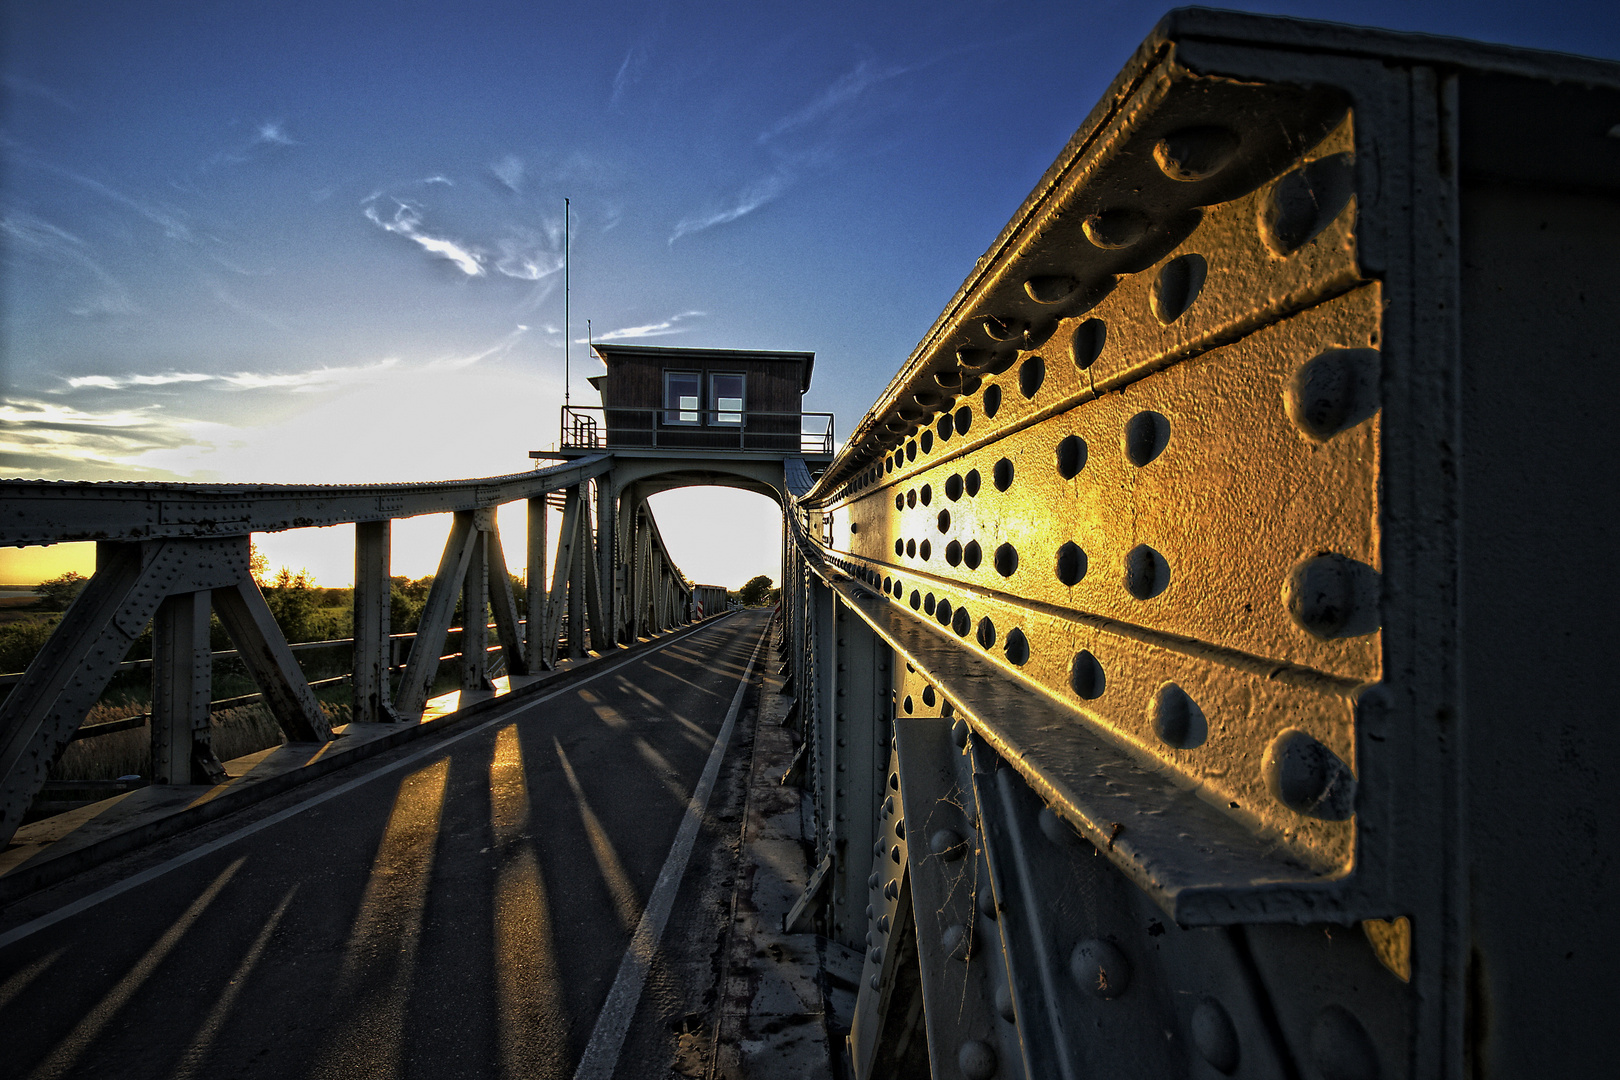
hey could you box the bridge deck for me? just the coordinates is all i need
[0,612,802,1080]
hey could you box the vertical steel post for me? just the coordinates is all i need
[596,474,616,649]
[352,519,393,723]
[827,598,885,948]
[462,519,490,692]
[566,486,587,658]
[150,589,216,785]
[526,495,548,672]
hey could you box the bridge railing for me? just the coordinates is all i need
[775,10,1619,1078]
[0,455,701,846]
[559,404,835,456]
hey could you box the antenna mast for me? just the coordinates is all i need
[564,197,571,407]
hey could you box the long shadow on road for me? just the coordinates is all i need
[0,610,771,1080]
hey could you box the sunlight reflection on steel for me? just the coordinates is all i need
[27,857,244,1080]
[490,724,567,1079]
[554,737,640,932]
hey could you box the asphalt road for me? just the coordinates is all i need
[0,609,772,1080]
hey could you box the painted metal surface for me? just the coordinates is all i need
[0,456,710,850]
[780,10,1620,1078]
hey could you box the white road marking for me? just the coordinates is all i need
[571,621,767,1080]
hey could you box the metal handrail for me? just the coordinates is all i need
[559,405,835,455]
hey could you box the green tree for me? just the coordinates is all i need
[737,574,773,607]
[36,572,88,611]
[262,567,320,642]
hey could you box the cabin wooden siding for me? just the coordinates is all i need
[598,355,801,415]
[593,346,809,451]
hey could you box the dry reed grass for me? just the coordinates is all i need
[49,699,354,782]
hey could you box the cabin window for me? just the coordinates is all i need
[664,370,701,425]
[710,372,745,425]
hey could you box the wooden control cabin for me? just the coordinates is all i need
[571,344,821,454]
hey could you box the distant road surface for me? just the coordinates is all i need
[0,609,771,1080]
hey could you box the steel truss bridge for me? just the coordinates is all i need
[1,10,1616,1079]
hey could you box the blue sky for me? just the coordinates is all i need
[3,0,1616,585]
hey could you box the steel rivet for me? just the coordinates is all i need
[964,541,982,570]
[890,844,902,864]
[981,315,1017,341]
[1055,541,1087,586]
[1152,682,1207,749]
[984,383,1002,419]
[1003,627,1030,666]
[1071,317,1106,369]
[994,543,1018,578]
[1018,356,1046,399]
[1150,253,1206,324]
[995,983,1017,1023]
[1154,125,1240,181]
[1070,938,1131,998]
[964,469,981,496]
[1263,728,1356,820]
[1024,274,1078,304]
[1285,348,1381,442]
[1124,544,1170,600]
[1260,153,1355,257]
[1082,207,1149,249]
[1191,997,1241,1074]
[1284,552,1380,639]
[992,457,1014,491]
[1124,410,1170,466]
[958,1040,998,1080]
[1070,651,1105,699]
[941,923,973,960]
[1055,435,1087,479]
[869,946,883,964]
[930,828,967,860]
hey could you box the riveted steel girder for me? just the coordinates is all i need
[790,10,1620,1080]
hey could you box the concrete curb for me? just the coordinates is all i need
[0,613,737,908]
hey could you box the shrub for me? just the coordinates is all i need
[0,619,56,674]
[37,572,88,611]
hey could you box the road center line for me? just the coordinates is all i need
[0,613,747,951]
[570,620,767,1080]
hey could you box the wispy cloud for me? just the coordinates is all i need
[493,228,561,281]
[1,210,140,317]
[66,372,212,390]
[254,121,297,147]
[427,326,530,371]
[0,398,203,479]
[362,197,485,276]
[491,155,525,193]
[587,311,705,342]
[758,58,909,144]
[611,44,647,107]
[669,174,789,243]
[206,279,292,332]
[59,359,400,395]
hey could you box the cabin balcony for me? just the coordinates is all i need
[556,405,835,458]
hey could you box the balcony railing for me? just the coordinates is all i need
[560,405,835,456]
